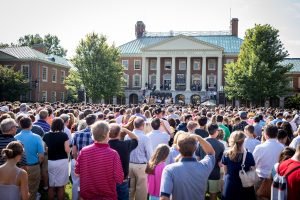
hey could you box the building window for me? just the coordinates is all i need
[133,74,141,87]
[134,60,141,70]
[124,74,129,87]
[4,65,13,68]
[122,60,129,70]
[61,70,65,84]
[298,77,300,89]
[150,59,157,70]
[193,59,201,70]
[52,68,57,83]
[192,74,201,91]
[149,74,156,89]
[164,59,171,70]
[208,75,216,87]
[226,58,234,64]
[60,92,65,102]
[41,91,47,102]
[51,91,57,102]
[21,65,29,80]
[179,59,186,70]
[289,78,294,88]
[208,59,216,70]
[42,66,48,82]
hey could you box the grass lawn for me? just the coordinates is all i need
[40,182,72,200]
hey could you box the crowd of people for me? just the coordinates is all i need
[0,102,300,200]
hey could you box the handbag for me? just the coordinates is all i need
[239,149,258,187]
[256,178,272,198]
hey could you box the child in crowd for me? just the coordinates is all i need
[146,144,170,200]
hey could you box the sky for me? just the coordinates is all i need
[1,0,300,58]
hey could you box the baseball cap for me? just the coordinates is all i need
[0,106,9,112]
[154,107,162,115]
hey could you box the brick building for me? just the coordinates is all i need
[118,19,300,106]
[0,45,71,102]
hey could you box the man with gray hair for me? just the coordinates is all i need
[75,121,123,199]
[33,109,50,132]
[0,118,27,168]
[125,117,153,200]
[60,114,72,143]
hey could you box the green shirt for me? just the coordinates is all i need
[218,124,230,142]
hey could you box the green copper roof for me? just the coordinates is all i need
[0,46,72,68]
[118,35,243,54]
[282,58,300,73]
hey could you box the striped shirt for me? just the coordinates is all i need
[33,119,50,133]
[71,127,93,152]
[0,134,27,167]
[75,143,123,200]
[125,129,153,164]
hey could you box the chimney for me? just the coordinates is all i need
[231,18,239,37]
[135,21,146,38]
[32,43,46,54]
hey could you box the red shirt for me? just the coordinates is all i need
[278,159,300,200]
[75,143,123,200]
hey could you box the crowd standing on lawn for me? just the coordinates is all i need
[0,101,300,200]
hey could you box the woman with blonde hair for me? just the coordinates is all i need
[221,131,256,200]
[146,144,170,200]
[165,131,189,164]
[0,141,29,200]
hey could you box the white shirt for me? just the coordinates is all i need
[244,137,261,153]
[148,130,170,151]
[289,135,300,149]
[159,119,172,134]
[253,139,284,178]
[64,126,72,144]
[115,115,123,124]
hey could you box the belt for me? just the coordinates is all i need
[130,162,146,164]
[28,162,39,166]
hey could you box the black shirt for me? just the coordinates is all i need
[108,139,138,178]
[194,128,209,138]
[43,131,69,160]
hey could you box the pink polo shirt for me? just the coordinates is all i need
[75,143,123,200]
[147,162,166,197]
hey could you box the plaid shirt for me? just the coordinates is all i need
[72,127,94,152]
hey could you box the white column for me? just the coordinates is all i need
[113,97,117,104]
[141,56,146,89]
[201,57,206,91]
[145,58,149,88]
[185,56,191,91]
[217,56,222,91]
[156,57,160,91]
[171,57,176,91]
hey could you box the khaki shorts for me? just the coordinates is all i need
[207,179,221,193]
[41,154,48,172]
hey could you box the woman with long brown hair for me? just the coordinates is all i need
[146,144,170,200]
[221,131,256,200]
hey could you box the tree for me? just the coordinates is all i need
[0,43,9,48]
[64,68,83,102]
[72,33,125,101]
[0,65,29,101]
[18,34,67,57]
[224,24,293,105]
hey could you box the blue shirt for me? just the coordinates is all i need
[33,119,50,133]
[72,127,94,152]
[125,129,153,163]
[160,155,215,200]
[15,130,44,165]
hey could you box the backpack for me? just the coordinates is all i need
[271,162,300,200]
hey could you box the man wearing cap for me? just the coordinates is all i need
[17,103,29,115]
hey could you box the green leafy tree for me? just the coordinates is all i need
[0,43,10,48]
[18,34,67,57]
[64,68,83,102]
[72,32,125,101]
[285,95,300,109]
[0,65,29,101]
[224,24,293,105]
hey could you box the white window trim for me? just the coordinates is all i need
[122,60,129,70]
[51,91,57,102]
[21,64,30,81]
[42,66,48,82]
[289,78,294,88]
[226,58,234,64]
[193,59,201,70]
[208,59,216,70]
[52,68,57,83]
[60,92,65,102]
[164,59,172,70]
[124,74,129,87]
[41,91,47,102]
[4,64,13,68]
[149,73,156,86]
[150,59,157,70]
[61,70,65,84]
[298,77,300,89]
[179,59,187,70]
[192,74,201,82]
[132,74,142,87]
[207,74,217,85]
[134,60,141,70]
